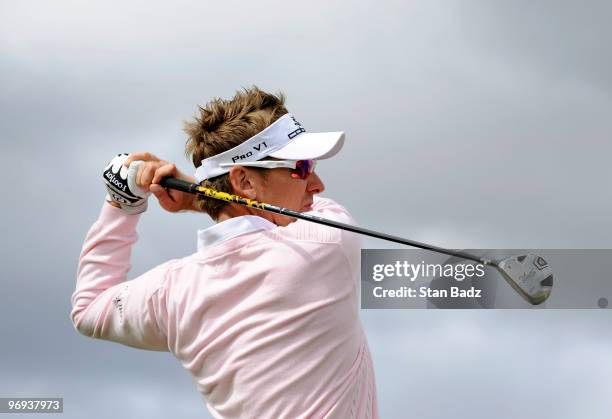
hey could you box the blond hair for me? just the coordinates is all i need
[184,86,288,220]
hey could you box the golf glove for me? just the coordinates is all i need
[103,153,151,214]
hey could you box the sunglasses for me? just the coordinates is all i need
[220,159,317,180]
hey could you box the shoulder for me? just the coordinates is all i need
[308,196,356,225]
[266,196,359,247]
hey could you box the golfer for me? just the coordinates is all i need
[71,87,379,418]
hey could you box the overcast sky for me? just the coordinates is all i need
[1,1,611,418]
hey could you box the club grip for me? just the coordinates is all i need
[159,177,199,194]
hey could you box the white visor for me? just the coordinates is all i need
[194,113,345,182]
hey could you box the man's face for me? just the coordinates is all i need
[252,166,325,226]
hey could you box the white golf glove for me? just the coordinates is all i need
[103,154,151,214]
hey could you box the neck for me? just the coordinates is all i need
[216,204,256,223]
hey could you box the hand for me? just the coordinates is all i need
[123,152,198,213]
[103,154,151,214]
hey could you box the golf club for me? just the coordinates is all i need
[160,177,553,305]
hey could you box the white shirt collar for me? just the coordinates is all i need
[197,215,276,251]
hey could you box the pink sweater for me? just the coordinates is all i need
[71,197,378,419]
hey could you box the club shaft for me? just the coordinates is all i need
[160,177,489,265]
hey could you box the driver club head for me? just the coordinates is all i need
[495,253,553,305]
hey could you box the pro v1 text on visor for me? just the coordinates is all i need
[194,113,345,182]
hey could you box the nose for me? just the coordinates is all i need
[307,171,325,194]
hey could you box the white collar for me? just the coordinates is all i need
[197,215,276,251]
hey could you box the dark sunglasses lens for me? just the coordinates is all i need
[295,160,314,179]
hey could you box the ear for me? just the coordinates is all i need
[228,166,260,199]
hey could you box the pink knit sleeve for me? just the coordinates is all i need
[309,195,356,224]
[70,202,173,352]
[296,196,362,278]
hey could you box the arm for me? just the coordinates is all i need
[308,195,357,225]
[71,152,193,351]
[289,196,362,279]
[70,202,174,351]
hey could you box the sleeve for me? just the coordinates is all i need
[70,202,174,352]
[308,195,357,225]
[291,196,362,279]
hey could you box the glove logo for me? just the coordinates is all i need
[103,154,151,215]
[110,191,130,204]
[104,170,127,192]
